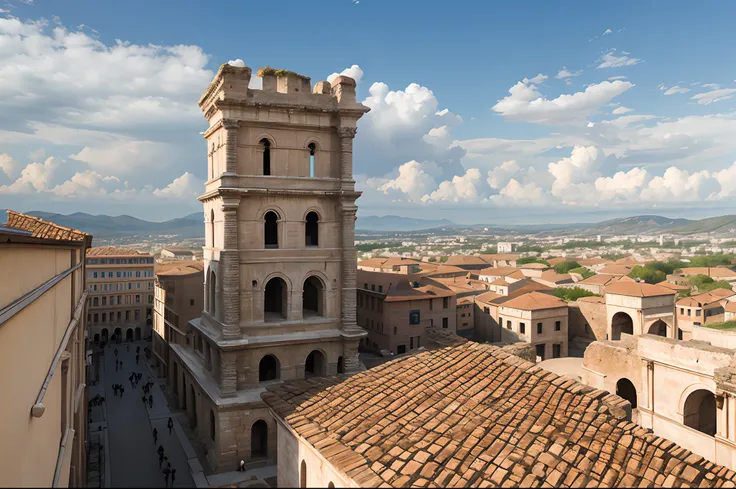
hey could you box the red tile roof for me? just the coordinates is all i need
[605,282,676,298]
[262,342,736,487]
[86,246,148,257]
[4,210,90,242]
[499,291,568,311]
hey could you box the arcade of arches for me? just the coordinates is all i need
[611,312,633,340]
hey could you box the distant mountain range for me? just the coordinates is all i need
[3,210,736,238]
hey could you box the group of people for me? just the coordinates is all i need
[111,383,125,398]
[156,422,177,488]
[88,394,105,408]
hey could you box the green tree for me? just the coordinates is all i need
[627,266,666,284]
[700,280,733,293]
[568,267,595,279]
[517,257,551,266]
[687,274,714,289]
[440,256,449,263]
[428,257,437,262]
[552,287,598,301]
[554,260,582,274]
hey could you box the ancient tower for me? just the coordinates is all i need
[187,63,369,470]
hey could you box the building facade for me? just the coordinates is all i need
[86,247,155,343]
[0,211,92,487]
[151,261,204,378]
[166,63,369,472]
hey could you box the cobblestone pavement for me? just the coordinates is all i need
[101,341,194,488]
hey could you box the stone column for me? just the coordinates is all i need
[222,119,239,175]
[220,197,240,340]
[219,351,237,398]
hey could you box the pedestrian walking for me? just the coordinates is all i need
[127,344,130,352]
[142,395,147,407]
[115,361,118,372]
[158,445,164,457]
[167,417,174,435]
[114,348,118,357]
[171,469,176,486]
[163,467,171,488]
[238,459,245,471]
[137,346,140,353]
[136,354,139,364]
[120,386,124,398]
[153,428,158,444]
[120,361,123,369]
[113,384,117,396]
[158,452,164,468]
[149,394,153,408]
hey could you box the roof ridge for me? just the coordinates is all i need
[5,209,90,241]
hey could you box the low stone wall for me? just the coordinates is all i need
[692,325,736,350]
[568,298,607,342]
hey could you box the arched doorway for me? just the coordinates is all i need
[251,420,268,459]
[611,312,634,340]
[684,389,716,436]
[209,269,217,318]
[114,327,121,339]
[101,329,109,342]
[337,356,345,374]
[135,327,141,341]
[300,460,307,488]
[94,333,100,343]
[616,378,637,409]
[302,276,324,317]
[189,385,197,428]
[264,277,287,321]
[259,355,280,381]
[305,211,319,246]
[126,329,133,342]
[264,211,279,248]
[305,350,326,378]
[647,320,667,337]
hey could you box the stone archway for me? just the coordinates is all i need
[684,389,716,436]
[264,277,287,321]
[259,354,280,381]
[305,350,326,378]
[616,378,638,409]
[251,420,268,459]
[647,319,668,337]
[126,328,134,342]
[611,312,634,340]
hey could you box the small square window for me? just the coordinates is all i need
[409,309,420,325]
[520,322,526,334]
[555,321,561,331]
[537,323,543,334]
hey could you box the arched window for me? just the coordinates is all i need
[251,420,268,459]
[209,270,217,317]
[209,410,216,441]
[616,378,637,409]
[261,139,271,176]
[308,143,316,178]
[305,350,326,378]
[337,356,345,374]
[259,355,280,381]
[303,276,324,317]
[300,460,307,488]
[264,277,287,321]
[264,211,279,249]
[328,483,335,489]
[210,210,215,248]
[305,211,319,247]
[648,320,667,337]
[684,389,717,436]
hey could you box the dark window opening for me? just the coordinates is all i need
[251,420,268,458]
[261,139,271,176]
[337,356,345,374]
[264,277,287,321]
[616,378,638,409]
[259,355,280,381]
[264,211,279,249]
[308,143,316,178]
[305,211,319,247]
[409,309,420,325]
[305,350,326,378]
[303,276,324,317]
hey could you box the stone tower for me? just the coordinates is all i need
[185,63,369,471]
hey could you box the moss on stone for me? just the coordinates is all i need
[256,66,310,79]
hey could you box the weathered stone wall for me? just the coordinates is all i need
[568,298,607,342]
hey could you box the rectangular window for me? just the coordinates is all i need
[93,284,98,291]
[410,337,414,349]
[678,328,683,340]
[409,309,420,325]
[537,322,543,334]
[364,283,368,290]
[696,310,701,317]
[680,307,684,315]
[687,309,691,316]
[378,285,383,293]
[136,271,141,278]
[506,320,511,330]
[397,345,406,354]
[394,327,397,335]
[555,321,561,331]
[553,344,561,359]
[94,313,99,322]
[117,272,121,278]
[102,297,107,306]
[190,299,195,306]
[117,311,121,322]
[101,313,106,323]
[535,344,545,361]
[125,311,130,321]
[442,317,448,329]
[309,153,315,178]
[136,295,141,304]
[429,299,433,311]
[443,297,449,309]
[371,284,375,292]
[520,322,526,334]
[108,272,113,278]
[93,272,98,278]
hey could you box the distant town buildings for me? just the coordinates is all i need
[86,246,155,344]
[159,247,196,261]
[496,241,521,253]
[0,211,92,487]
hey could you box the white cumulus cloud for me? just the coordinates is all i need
[597,50,642,69]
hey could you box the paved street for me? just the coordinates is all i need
[101,341,194,488]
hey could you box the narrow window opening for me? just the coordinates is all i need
[308,143,316,178]
[261,139,271,176]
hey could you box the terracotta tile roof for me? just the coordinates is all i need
[598,264,633,276]
[678,267,736,278]
[476,282,554,306]
[519,262,549,269]
[539,270,572,283]
[605,282,676,298]
[424,327,468,348]
[86,246,148,257]
[4,210,90,242]
[576,257,614,267]
[358,257,423,269]
[725,302,736,313]
[507,269,526,280]
[262,342,736,488]
[499,291,568,311]
[444,255,489,267]
[579,274,635,287]
[418,265,467,277]
[478,266,518,277]
[155,260,204,276]
[656,281,690,291]
[677,289,735,308]
[475,290,503,303]
[577,296,606,304]
[546,257,568,266]
[489,277,508,286]
[384,279,454,302]
[456,296,474,306]
[478,253,520,261]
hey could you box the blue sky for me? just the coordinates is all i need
[1,0,736,224]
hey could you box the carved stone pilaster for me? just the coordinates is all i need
[219,351,237,398]
[222,119,239,175]
[220,199,240,339]
[338,127,357,187]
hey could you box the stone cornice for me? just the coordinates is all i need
[214,98,369,117]
[198,187,361,202]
